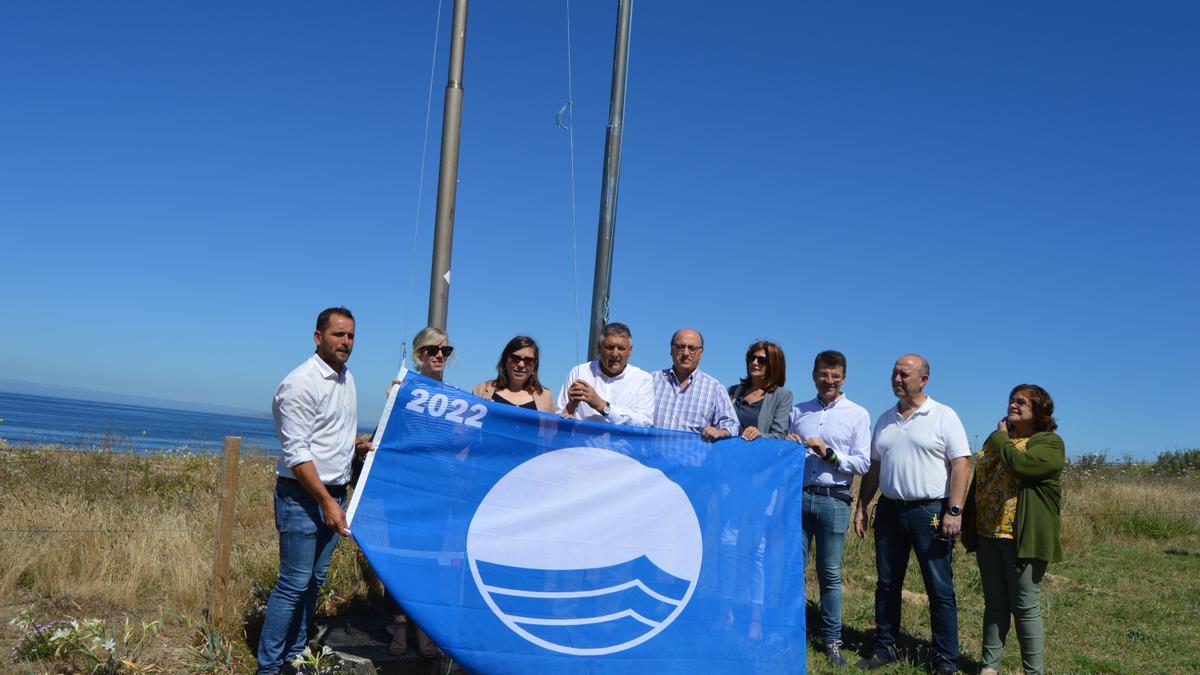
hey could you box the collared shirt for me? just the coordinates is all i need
[651,367,740,435]
[871,395,971,501]
[788,393,871,488]
[556,360,654,426]
[273,353,358,485]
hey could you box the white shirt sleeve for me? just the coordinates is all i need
[556,365,583,415]
[273,377,317,468]
[839,407,873,476]
[942,407,972,460]
[607,372,654,427]
[870,411,886,461]
[787,405,801,435]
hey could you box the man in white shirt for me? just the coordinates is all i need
[651,327,739,439]
[784,350,871,667]
[556,322,653,426]
[257,308,374,674]
[853,354,971,674]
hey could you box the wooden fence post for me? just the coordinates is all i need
[206,435,241,620]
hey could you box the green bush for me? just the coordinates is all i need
[1070,452,1108,471]
[1153,449,1200,476]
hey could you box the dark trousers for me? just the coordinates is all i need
[872,497,959,669]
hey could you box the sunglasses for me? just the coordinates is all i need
[508,354,537,368]
[672,343,702,354]
[420,345,454,358]
[748,355,769,365]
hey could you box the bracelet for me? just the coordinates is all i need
[825,450,839,465]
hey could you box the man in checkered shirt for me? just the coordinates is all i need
[651,327,739,440]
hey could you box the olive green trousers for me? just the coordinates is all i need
[975,536,1048,675]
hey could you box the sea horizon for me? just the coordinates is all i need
[0,389,308,454]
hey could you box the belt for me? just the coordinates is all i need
[804,485,853,503]
[278,475,348,495]
[880,496,943,508]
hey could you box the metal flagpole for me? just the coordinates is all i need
[428,0,470,331]
[587,0,633,360]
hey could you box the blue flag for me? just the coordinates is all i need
[347,371,808,673]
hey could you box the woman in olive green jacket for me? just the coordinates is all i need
[962,384,1064,675]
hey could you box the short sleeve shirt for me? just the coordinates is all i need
[871,396,971,501]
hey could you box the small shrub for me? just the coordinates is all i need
[1152,449,1200,476]
[1070,452,1107,471]
[290,644,353,674]
[9,609,163,673]
[16,568,36,590]
[185,619,239,673]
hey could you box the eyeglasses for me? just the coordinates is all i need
[420,345,454,358]
[508,354,537,368]
[748,355,769,365]
[672,343,702,354]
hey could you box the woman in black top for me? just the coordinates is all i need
[473,336,555,412]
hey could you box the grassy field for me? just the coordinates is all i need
[1,443,1197,673]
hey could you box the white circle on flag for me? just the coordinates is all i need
[467,446,702,655]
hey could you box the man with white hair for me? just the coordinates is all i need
[557,322,654,426]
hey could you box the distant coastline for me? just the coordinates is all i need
[0,377,267,417]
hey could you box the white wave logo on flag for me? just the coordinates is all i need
[467,446,703,655]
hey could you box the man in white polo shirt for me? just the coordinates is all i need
[853,354,970,674]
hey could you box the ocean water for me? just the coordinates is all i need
[0,390,281,454]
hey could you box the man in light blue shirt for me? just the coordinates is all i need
[651,327,739,440]
[784,350,871,667]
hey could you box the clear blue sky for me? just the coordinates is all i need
[3,2,1197,458]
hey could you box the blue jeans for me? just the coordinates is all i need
[256,478,344,674]
[872,498,959,669]
[799,491,851,645]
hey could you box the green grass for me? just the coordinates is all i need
[800,461,1200,674]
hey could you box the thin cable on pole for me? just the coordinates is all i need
[402,0,448,366]
[560,0,582,363]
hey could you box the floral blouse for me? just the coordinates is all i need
[973,436,1029,539]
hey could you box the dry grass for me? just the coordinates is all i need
[0,447,281,624]
[2,445,1198,673]
[1061,471,1200,547]
[0,446,373,672]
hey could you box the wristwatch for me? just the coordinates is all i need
[947,505,962,517]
